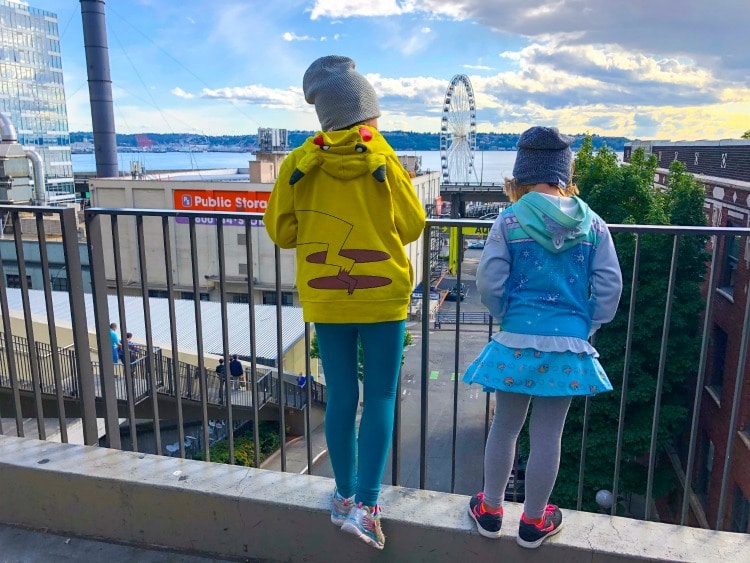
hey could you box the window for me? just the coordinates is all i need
[719,227,740,296]
[731,486,750,533]
[181,291,210,302]
[708,327,728,401]
[148,289,170,299]
[6,274,32,289]
[237,233,246,246]
[232,294,250,304]
[50,276,68,291]
[239,263,248,276]
[262,290,293,306]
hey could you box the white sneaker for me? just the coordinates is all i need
[330,488,356,526]
[341,503,385,550]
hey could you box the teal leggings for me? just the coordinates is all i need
[315,320,405,507]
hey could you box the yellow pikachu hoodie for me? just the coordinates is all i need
[264,125,426,323]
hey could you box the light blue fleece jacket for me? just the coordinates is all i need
[477,192,622,339]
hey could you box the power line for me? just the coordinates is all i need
[106,4,260,129]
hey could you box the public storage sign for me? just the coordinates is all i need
[173,189,269,227]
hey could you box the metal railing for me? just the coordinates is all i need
[0,205,748,533]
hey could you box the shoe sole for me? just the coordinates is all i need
[516,522,563,549]
[331,514,347,527]
[467,506,502,539]
[341,520,384,550]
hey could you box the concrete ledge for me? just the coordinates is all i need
[1,436,748,562]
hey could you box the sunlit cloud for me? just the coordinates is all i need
[282,32,314,41]
[171,87,195,99]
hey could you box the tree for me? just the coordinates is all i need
[524,139,708,513]
[742,130,750,139]
[310,330,413,381]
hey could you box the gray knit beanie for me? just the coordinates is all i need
[303,55,381,132]
[512,126,574,188]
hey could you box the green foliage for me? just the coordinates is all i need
[742,130,750,139]
[193,421,281,467]
[523,136,708,512]
[310,330,413,381]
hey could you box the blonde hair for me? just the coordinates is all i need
[504,162,579,202]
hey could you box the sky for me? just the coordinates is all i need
[24,0,750,140]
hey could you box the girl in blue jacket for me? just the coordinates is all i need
[463,126,622,549]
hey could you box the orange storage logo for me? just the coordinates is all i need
[174,189,269,212]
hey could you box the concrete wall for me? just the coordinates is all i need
[1,436,748,562]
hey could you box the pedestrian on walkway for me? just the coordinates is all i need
[109,322,120,364]
[463,126,622,549]
[264,55,426,551]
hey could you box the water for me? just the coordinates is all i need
[73,150,622,185]
[72,150,519,184]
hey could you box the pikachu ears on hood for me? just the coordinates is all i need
[289,126,387,185]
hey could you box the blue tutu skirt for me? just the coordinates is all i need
[462,341,613,397]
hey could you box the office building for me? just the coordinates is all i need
[0,1,73,201]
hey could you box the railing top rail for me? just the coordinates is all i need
[85,207,265,220]
[0,205,72,215]
[425,217,750,235]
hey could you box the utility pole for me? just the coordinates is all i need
[80,0,118,178]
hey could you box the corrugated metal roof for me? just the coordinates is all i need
[4,288,304,361]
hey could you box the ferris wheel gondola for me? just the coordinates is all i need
[440,74,478,184]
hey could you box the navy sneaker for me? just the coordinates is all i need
[517,504,563,549]
[468,493,503,538]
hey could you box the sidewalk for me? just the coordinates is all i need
[261,419,329,474]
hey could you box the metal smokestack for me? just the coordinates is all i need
[80,0,118,178]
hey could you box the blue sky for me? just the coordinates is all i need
[27,0,750,139]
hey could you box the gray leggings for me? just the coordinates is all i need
[482,392,572,518]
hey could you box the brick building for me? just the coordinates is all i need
[625,139,750,532]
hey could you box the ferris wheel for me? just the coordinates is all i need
[440,74,478,184]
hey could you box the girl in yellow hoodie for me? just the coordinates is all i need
[264,56,425,550]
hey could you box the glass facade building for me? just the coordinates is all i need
[0,1,73,199]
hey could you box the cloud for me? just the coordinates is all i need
[282,32,314,41]
[171,87,195,99]
[464,64,494,71]
[201,85,306,111]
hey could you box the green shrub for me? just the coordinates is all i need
[193,421,281,467]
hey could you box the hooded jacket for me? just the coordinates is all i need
[477,192,622,340]
[264,125,426,323]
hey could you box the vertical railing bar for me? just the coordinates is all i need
[484,316,493,445]
[419,225,431,489]
[716,263,750,530]
[188,217,210,461]
[681,234,720,524]
[450,229,464,493]
[244,221,261,469]
[216,221,234,464]
[576,395,591,510]
[305,323,314,474]
[274,245,287,471]
[35,213,67,442]
[162,215,185,458]
[645,234,680,521]
[136,215,161,454]
[12,212,45,439]
[84,210,119,447]
[612,233,641,515]
[392,363,402,485]
[0,215,25,436]
[111,215,137,450]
